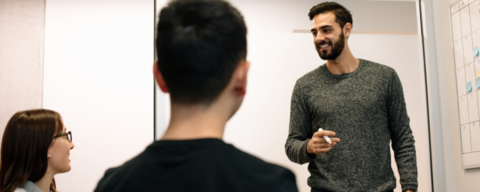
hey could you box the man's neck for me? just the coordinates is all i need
[161,102,230,140]
[325,47,359,75]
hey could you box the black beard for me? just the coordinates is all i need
[317,32,345,60]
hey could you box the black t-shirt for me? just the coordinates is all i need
[94,139,298,192]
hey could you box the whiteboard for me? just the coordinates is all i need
[450,0,480,169]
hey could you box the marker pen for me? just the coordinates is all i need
[318,128,332,145]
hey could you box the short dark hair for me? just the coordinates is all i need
[308,2,353,29]
[0,109,63,192]
[156,0,247,105]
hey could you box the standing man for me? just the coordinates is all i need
[285,2,417,192]
[94,0,298,191]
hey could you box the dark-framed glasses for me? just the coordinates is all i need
[54,131,72,142]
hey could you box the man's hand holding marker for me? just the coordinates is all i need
[306,128,340,155]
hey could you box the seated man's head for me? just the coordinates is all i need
[154,0,248,117]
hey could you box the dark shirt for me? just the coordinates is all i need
[95,138,298,192]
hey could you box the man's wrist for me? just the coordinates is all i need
[305,139,316,159]
[306,139,312,154]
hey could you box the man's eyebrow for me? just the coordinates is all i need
[311,25,333,32]
[319,25,333,29]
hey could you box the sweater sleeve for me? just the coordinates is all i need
[387,70,418,191]
[285,81,315,164]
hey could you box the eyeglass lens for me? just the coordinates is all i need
[67,131,72,142]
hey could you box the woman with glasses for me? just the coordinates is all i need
[0,109,74,192]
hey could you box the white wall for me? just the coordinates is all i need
[159,0,432,192]
[43,0,155,191]
[224,1,430,192]
[155,0,168,139]
[222,34,430,192]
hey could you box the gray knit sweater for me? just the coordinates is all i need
[285,59,417,192]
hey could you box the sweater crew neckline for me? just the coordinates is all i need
[320,59,365,79]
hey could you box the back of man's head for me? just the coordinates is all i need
[156,0,247,105]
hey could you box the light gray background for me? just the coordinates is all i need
[0,0,45,138]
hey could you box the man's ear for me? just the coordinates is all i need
[153,62,169,93]
[343,22,352,38]
[233,60,250,96]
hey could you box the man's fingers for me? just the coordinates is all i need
[311,139,341,154]
[331,138,340,143]
[314,143,332,148]
[309,131,341,154]
[313,146,333,154]
[313,130,336,137]
[311,137,340,144]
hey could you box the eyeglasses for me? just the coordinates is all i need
[53,131,72,142]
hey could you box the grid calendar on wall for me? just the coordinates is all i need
[451,0,480,169]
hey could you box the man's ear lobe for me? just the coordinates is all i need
[344,23,352,37]
[153,62,169,93]
[234,60,250,96]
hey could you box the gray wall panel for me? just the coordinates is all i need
[0,0,45,136]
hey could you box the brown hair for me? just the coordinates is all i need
[0,109,63,192]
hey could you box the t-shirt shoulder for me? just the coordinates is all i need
[219,144,298,191]
[227,144,292,174]
[95,139,298,192]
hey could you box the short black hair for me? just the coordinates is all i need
[308,2,353,29]
[156,0,247,105]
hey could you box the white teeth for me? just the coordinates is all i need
[320,44,329,48]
